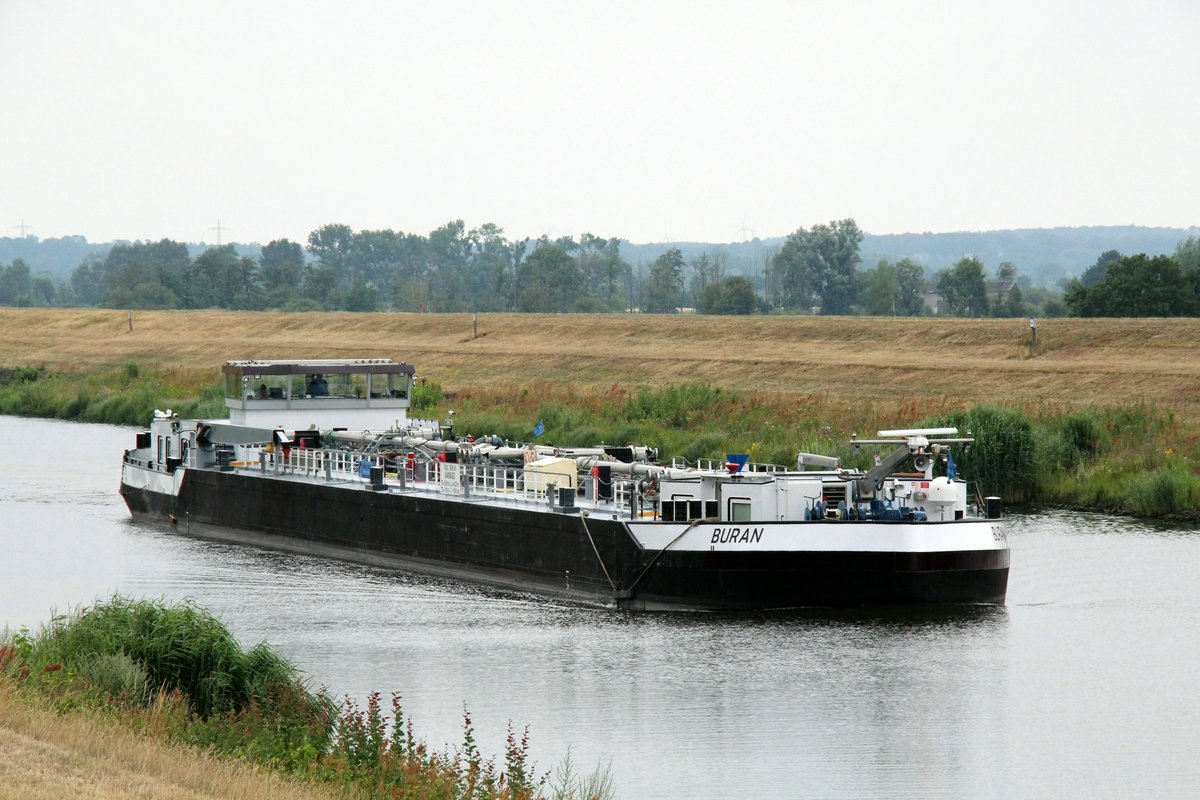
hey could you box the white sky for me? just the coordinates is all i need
[2,0,1198,245]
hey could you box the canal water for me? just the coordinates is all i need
[2,415,1199,799]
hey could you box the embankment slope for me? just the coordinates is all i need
[2,309,1199,413]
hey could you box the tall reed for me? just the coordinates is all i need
[31,595,313,719]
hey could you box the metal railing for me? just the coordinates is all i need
[231,445,658,519]
[677,457,788,473]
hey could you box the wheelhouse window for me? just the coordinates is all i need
[241,375,288,400]
[370,372,409,399]
[318,372,367,398]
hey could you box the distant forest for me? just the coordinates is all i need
[1,222,1197,318]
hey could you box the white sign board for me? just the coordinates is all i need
[439,462,464,496]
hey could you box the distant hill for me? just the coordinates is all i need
[0,237,261,280]
[0,236,109,279]
[621,225,1198,287]
[860,226,1196,286]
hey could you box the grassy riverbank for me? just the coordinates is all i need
[2,308,1199,517]
[1,597,611,800]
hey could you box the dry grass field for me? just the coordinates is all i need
[3,308,1200,414]
[0,684,339,800]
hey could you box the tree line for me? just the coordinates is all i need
[0,221,764,315]
[1,218,1196,317]
[1063,239,1200,316]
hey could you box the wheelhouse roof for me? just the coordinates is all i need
[222,359,415,377]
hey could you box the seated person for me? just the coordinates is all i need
[307,374,329,396]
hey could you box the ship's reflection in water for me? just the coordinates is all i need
[3,415,1199,799]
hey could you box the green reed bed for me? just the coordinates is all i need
[1036,405,1200,517]
[0,362,225,425]
[1,596,613,800]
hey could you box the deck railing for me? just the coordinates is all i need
[237,445,651,519]
[679,457,787,473]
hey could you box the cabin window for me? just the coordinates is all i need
[375,373,409,399]
[662,497,710,522]
[245,376,288,400]
[728,499,752,522]
[368,372,408,399]
[322,372,367,398]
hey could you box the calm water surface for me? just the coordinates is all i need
[2,415,1198,798]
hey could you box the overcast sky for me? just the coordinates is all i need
[3,1,1197,246]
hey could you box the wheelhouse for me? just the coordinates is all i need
[223,358,415,430]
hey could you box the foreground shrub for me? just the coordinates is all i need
[77,651,153,706]
[4,597,615,799]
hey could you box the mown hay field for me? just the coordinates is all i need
[0,683,341,800]
[4,308,1200,415]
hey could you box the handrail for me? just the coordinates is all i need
[676,456,787,473]
[246,446,644,519]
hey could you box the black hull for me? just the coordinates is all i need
[121,469,1009,610]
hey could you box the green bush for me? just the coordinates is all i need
[622,383,726,426]
[1062,412,1101,454]
[411,379,446,414]
[563,426,601,447]
[32,596,312,719]
[1128,464,1198,517]
[676,432,728,464]
[535,404,588,437]
[77,651,152,706]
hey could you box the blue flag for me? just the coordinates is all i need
[947,450,957,479]
[534,419,544,437]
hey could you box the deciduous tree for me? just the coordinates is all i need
[937,257,989,317]
[515,244,582,312]
[700,275,758,314]
[642,248,685,313]
[1066,254,1190,316]
[767,219,862,313]
[259,239,306,308]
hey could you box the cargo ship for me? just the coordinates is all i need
[119,359,1009,610]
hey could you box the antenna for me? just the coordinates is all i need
[9,218,34,237]
[207,219,231,246]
